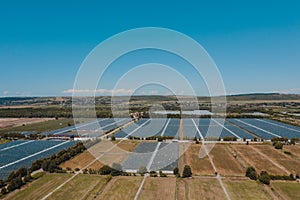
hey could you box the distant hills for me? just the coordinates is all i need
[0,93,300,106]
[225,93,300,101]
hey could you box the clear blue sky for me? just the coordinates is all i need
[1,0,300,96]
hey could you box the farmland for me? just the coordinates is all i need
[230,144,286,175]
[176,177,226,200]
[4,171,300,200]
[97,176,143,200]
[182,144,214,175]
[3,173,73,200]
[138,177,177,200]
[223,179,272,199]
[1,116,300,199]
[271,181,300,199]
[0,118,74,134]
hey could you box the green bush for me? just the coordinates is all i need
[159,170,167,177]
[149,171,158,177]
[111,135,116,141]
[274,142,283,149]
[245,167,257,180]
[258,171,270,185]
[173,167,180,177]
[182,165,192,178]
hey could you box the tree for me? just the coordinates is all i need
[23,174,32,183]
[258,171,270,185]
[159,170,167,177]
[7,176,23,192]
[29,159,43,172]
[7,171,16,182]
[182,165,192,178]
[16,167,27,177]
[66,167,72,171]
[149,171,158,177]
[246,167,257,180]
[99,165,114,175]
[274,142,283,149]
[193,137,198,142]
[111,135,116,141]
[173,167,180,177]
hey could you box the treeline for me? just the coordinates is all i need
[245,166,297,185]
[0,107,115,118]
[173,165,192,178]
[83,164,131,177]
[0,141,90,196]
[0,133,45,140]
[29,142,86,173]
[126,135,175,141]
[0,107,73,118]
[271,137,299,145]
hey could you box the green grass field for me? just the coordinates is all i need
[271,181,300,199]
[223,179,272,200]
[177,178,227,200]
[97,176,143,200]
[0,118,74,134]
[47,174,109,200]
[4,173,73,200]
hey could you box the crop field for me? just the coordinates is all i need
[6,172,300,200]
[182,144,214,175]
[176,177,226,200]
[271,181,300,199]
[1,117,300,199]
[97,176,143,200]
[252,145,300,174]
[283,145,300,159]
[223,178,272,200]
[0,118,75,135]
[60,150,104,170]
[230,144,286,175]
[138,177,177,200]
[209,144,245,176]
[0,118,54,129]
[0,140,77,179]
[3,173,73,200]
[61,140,139,170]
[46,174,109,200]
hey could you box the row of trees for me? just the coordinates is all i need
[0,167,33,195]
[245,166,296,185]
[127,135,175,141]
[173,165,192,178]
[30,142,86,173]
[0,133,45,140]
[271,137,299,145]
[0,142,87,196]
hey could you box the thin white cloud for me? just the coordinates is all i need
[63,88,134,95]
[275,88,300,94]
